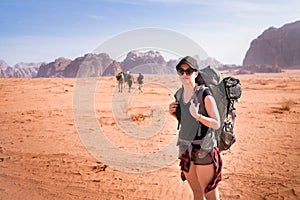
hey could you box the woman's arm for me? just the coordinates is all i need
[169,101,179,118]
[198,95,220,130]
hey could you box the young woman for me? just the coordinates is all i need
[169,56,222,200]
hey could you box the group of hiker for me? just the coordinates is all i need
[115,71,144,93]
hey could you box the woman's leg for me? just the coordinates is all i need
[205,187,220,200]
[195,164,220,200]
[184,163,205,200]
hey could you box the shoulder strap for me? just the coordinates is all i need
[174,86,210,130]
[195,85,208,116]
[174,87,183,102]
[174,87,183,130]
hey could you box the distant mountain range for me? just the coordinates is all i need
[0,51,223,78]
[1,20,299,78]
[0,61,42,78]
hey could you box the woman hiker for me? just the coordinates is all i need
[169,56,222,200]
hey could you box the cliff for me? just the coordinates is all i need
[243,21,300,68]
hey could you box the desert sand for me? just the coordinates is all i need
[0,70,300,200]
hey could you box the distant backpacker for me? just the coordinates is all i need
[175,65,242,151]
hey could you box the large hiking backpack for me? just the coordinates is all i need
[175,65,242,151]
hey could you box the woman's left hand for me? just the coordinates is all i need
[189,99,200,119]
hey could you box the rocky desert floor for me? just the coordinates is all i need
[0,70,300,200]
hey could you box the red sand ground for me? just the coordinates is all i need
[0,70,299,199]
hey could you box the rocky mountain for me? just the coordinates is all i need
[120,50,172,74]
[36,53,119,78]
[0,60,9,69]
[102,60,122,76]
[0,66,39,78]
[237,64,282,74]
[243,20,300,68]
[0,60,40,78]
[36,57,72,77]
[63,53,116,78]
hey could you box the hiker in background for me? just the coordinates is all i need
[137,73,144,93]
[115,72,124,93]
[126,71,133,93]
[168,56,222,200]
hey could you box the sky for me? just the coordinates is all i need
[0,0,300,66]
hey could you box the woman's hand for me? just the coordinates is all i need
[189,99,200,119]
[169,101,179,115]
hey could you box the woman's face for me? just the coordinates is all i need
[177,63,198,85]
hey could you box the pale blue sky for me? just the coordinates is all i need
[1,0,299,66]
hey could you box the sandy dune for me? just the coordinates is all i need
[0,70,300,199]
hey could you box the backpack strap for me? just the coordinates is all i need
[195,85,208,116]
[174,87,183,102]
[174,87,183,130]
[174,85,208,130]
[194,85,210,139]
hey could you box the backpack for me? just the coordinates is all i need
[175,65,242,151]
[116,73,122,81]
[137,74,144,84]
[126,74,132,82]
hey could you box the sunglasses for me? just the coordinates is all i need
[177,68,197,76]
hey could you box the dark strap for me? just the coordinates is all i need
[174,88,183,130]
[174,85,208,130]
[195,85,208,116]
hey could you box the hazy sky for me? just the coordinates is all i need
[1,0,299,66]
